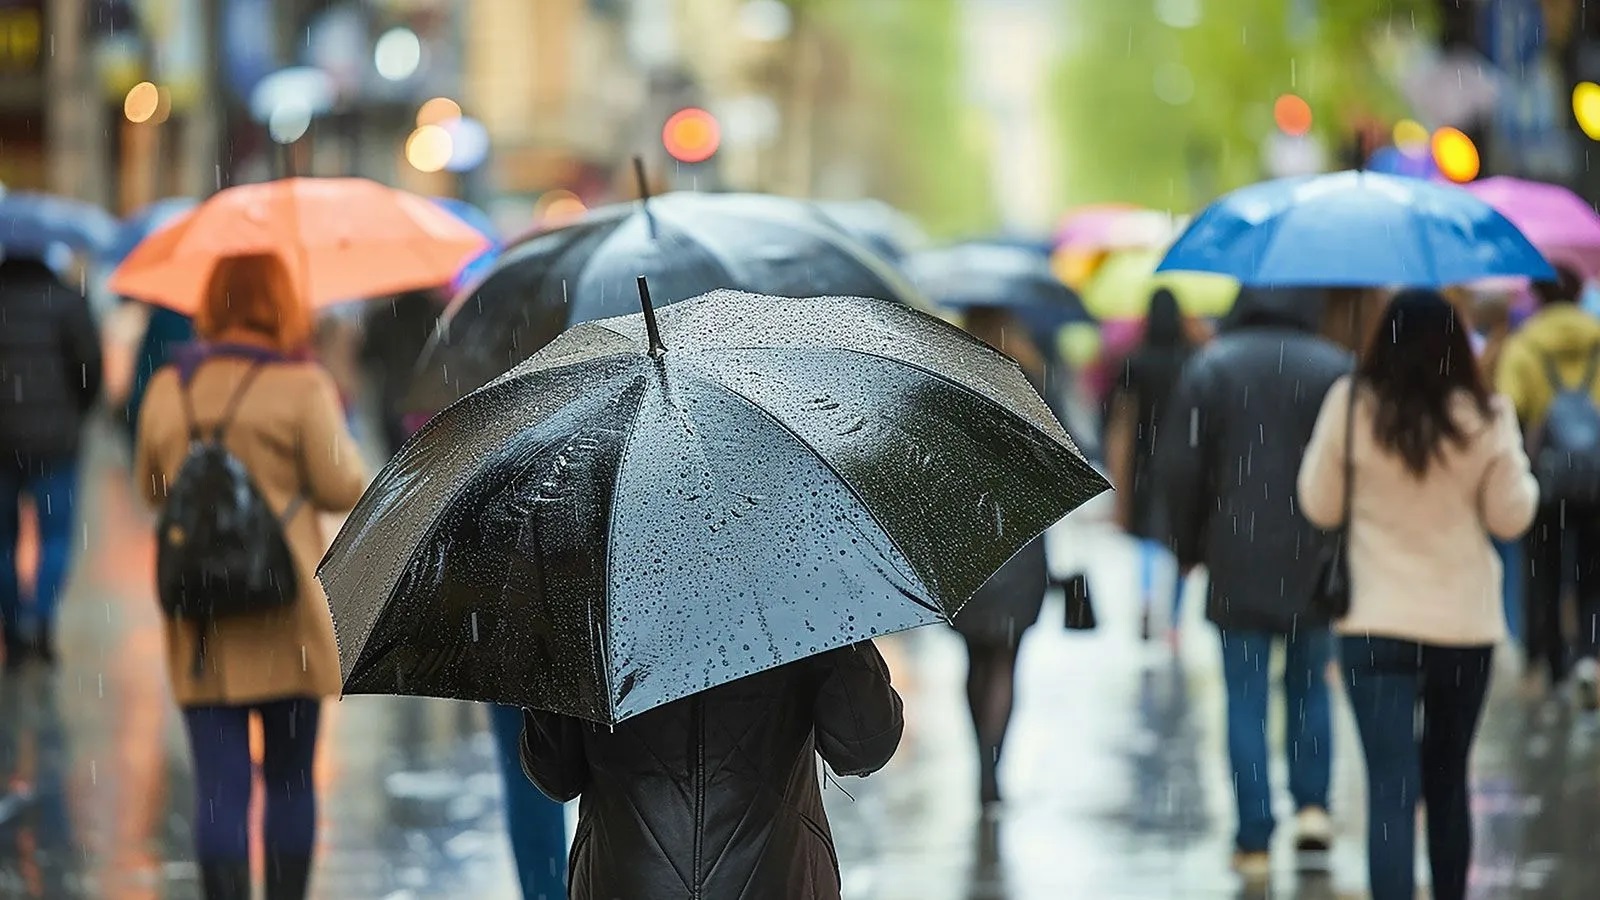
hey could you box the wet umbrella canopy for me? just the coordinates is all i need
[1158,169,1555,287]
[322,286,1106,725]
[408,191,928,412]
[906,242,1093,324]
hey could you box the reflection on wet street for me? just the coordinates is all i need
[2,430,1597,898]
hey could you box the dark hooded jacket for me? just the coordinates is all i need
[0,259,103,458]
[1154,302,1350,633]
[521,642,904,900]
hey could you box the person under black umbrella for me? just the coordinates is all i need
[320,284,1107,899]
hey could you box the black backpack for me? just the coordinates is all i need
[1532,347,1600,506]
[156,361,301,673]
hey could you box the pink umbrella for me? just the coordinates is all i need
[1463,177,1600,279]
[1055,205,1180,251]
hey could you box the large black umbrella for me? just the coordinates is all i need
[408,191,928,412]
[905,243,1093,325]
[322,286,1107,725]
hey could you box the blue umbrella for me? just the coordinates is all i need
[106,197,197,264]
[433,197,501,293]
[1157,170,1554,287]
[0,192,119,259]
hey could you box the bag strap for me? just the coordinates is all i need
[211,361,267,444]
[1580,345,1600,394]
[1339,376,1356,534]
[1539,350,1574,393]
[175,359,268,445]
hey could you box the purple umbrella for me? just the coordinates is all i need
[1464,177,1600,279]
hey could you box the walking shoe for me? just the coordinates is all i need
[1231,850,1270,883]
[1295,806,1333,852]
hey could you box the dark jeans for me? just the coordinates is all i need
[1217,627,1333,851]
[0,455,80,641]
[1523,505,1600,683]
[1341,637,1492,900]
[488,704,568,899]
[183,699,320,868]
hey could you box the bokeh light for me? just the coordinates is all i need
[1432,127,1480,183]
[124,81,159,124]
[405,125,453,173]
[268,100,313,144]
[375,28,422,81]
[1273,94,1313,137]
[417,97,462,128]
[1575,82,1600,141]
[442,117,490,172]
[662,107,722,163]
[536,189,589,226]
[737,0,793,42]
[1392,118,1429,156]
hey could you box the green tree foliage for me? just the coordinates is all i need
[1053,0,1432,211]
[802,0,997,236]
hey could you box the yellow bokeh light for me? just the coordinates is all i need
[1574,82,1600,140]
[405,125,453,173]
[1393,119,1429,156]
[1432,127,1480,183]
[416,97,462,128]
[124,81,160,124]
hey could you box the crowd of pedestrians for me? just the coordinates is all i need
[1,179,1596,900]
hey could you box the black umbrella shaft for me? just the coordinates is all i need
[637,275,667,357]
[633,155,658,240]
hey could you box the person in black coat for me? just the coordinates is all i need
[0,257,103,666]
[949,307,1053,809]
[1107,289,1196,641]
[1153,290,1348,879]
[521,642,903,900]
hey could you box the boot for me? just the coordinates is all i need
[198,859,251,900]
[265,854,313,900]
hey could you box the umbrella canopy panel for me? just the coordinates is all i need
[411,192,931,412]
[906,243,1093,324]
[324,290,1106,724]
[1158,170,1554,287]
[109,177,490,313]
[0,192,119,260]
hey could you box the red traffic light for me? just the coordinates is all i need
[663,107,721,163]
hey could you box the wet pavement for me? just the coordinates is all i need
[2,424,1598,898]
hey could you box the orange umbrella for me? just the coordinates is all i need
[108,177,490,313]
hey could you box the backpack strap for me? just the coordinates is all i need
[210,361,268,444]
[1539,350,1572,393]
[1580,345,1600,394]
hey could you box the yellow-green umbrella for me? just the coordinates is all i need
[1082,248,1238,319]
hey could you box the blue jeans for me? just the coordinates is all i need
[1138,539,1184,621]
[489,704,568,899]
[0,456,79,641]
[1341,637,1492,900]
[1218,627,1333,851]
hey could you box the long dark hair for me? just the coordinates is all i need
[1359,289,1490,477]
[1122,289,1191,397]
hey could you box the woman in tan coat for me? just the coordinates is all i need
[134,254,367,900]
